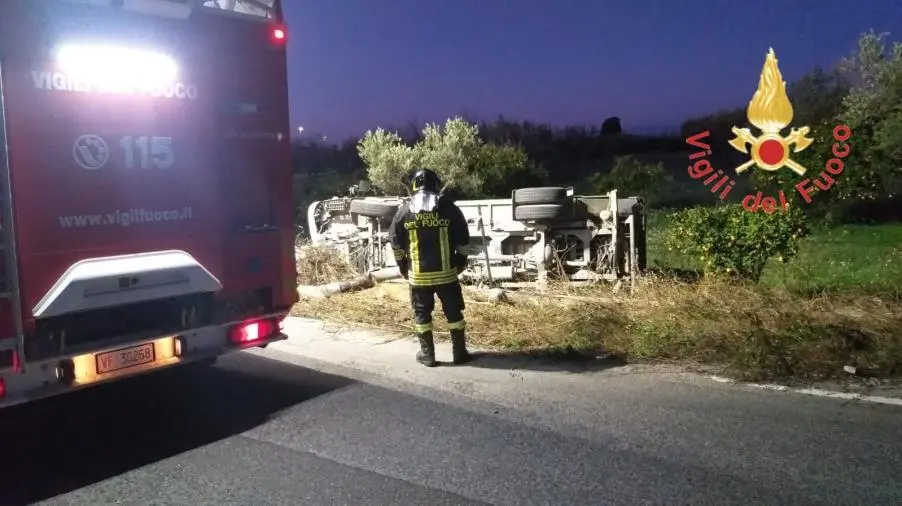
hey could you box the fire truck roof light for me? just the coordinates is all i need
[56,44,178,87]
[272,26,286,43]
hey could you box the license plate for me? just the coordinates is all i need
[95,342,156,374]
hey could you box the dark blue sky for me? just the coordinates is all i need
[283,1,902,141]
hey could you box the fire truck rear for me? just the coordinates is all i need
[0,0,297,407]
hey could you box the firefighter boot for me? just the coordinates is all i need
[416,331,437,367]
[450,329,472,364]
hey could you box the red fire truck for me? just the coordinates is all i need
[0,0,297,407]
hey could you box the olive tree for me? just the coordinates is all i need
[356,128,423,195]
[417,118,484,193]
[358,116,539,196]
[357,117,498,195]
[837,31,902,201]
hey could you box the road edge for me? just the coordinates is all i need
[279,316,902,407]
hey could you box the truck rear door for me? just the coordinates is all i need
[0,0,294,339]
[0,0,226,322]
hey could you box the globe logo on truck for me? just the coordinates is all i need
[73,134,110,170]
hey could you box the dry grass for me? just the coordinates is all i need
[292,236,902,380]
[295,243,359,286]
[292,273,902,381]
[610,276,902,380]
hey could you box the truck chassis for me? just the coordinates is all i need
[305,186,647,286]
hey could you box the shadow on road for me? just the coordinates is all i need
[459,349,627,373]
[0,352,355,505]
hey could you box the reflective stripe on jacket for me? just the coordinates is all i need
[389,196,470,287]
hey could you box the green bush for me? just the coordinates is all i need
[664,205,809,281]
[585,155,671,205]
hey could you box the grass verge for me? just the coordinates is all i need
[647,211,902,296]
[292,275,902,381]
[294,220,902,381]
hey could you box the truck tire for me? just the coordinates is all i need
[512,187,568,205]
[513,204,571,221]
[349,200,398,219]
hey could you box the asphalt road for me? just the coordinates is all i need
[1,347,901,506]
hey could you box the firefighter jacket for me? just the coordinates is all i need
[390,194,470,287]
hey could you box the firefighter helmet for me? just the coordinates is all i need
[410,168,441,193]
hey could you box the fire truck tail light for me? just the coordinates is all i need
[229,318,277,345]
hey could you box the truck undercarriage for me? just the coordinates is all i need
[305,186,647,287]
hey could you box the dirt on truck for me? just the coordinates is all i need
[0,0,296,407]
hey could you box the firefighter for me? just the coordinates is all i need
[389,168,475,367]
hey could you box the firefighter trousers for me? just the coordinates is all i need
[409,281,466,333]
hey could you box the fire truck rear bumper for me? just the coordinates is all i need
[0,314,287,409]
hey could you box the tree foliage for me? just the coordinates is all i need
[665,205,809,282]
[357,128,423,195]
[836,31,902,201]
[474,143,548,198]
[356,117,542,197]
[586,155,671,203]
[417,118,483,193]
[750,32,901,208]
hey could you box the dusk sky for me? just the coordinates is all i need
[282,1,902,142]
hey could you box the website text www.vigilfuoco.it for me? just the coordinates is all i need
[57,206,194,229]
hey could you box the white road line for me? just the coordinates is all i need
[793,388,902,406]
[708,375,734,383]
[708,376,902,406]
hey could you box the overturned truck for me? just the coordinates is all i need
[306,187,647,285]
